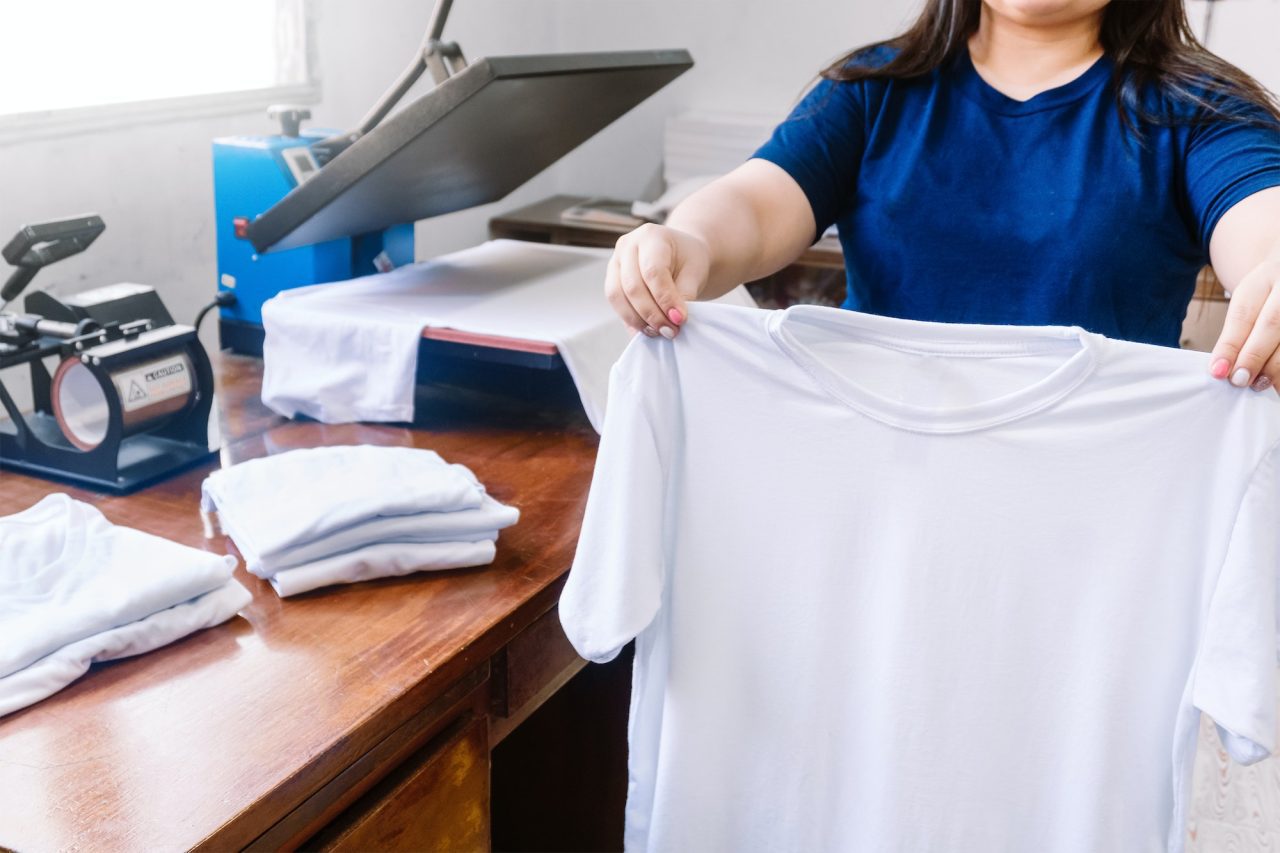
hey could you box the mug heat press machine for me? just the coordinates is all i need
[0,216,216,492]
[212,0,692,369]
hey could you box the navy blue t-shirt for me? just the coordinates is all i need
[751,47,1280,346]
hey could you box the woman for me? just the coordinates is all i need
[607,0,1280,391]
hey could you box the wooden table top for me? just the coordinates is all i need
[0,353,599,850]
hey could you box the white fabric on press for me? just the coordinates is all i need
[0,579,252,719]
[260,239,756,432]
[0,494,238,680]
[559,301,1280,853]
[200,445,486,562]
[267,538,498,598]
[246,494,518,577]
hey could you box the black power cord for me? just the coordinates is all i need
[194,290,237,331]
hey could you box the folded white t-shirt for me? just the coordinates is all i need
[0,579,252,719]
[244,494,519,577]
[201,445,486,560]
[1,494,238,680]
[267,539,497,598]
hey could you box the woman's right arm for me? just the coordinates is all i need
[606,158,819,338]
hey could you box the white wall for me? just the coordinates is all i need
[548,0,919,199]
[1188,0,1280,91]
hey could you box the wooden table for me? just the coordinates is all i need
[0,354,625,851]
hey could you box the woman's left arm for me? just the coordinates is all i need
[1207,186,1280,391]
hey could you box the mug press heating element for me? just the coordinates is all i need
[51,347,196,451]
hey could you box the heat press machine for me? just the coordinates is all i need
[0,215,217,493]
[212,0,692,366]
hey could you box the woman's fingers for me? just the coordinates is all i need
[1254,336,1280,392]
[1211,261,1280,389]
[636,235,689,331]
[604,252,650,336]
[617,240,672,338]
[605,224,710,337]
[672,246,710,309]
[606,225,701,338]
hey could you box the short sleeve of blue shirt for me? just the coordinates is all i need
[751,78,867,241]
[1184,99,1280,249]
[747,48,1280,347]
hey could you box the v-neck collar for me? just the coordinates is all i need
[952,46,1113,116]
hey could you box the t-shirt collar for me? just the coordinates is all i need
[951,45,1114,116]
[766,305,1103,434]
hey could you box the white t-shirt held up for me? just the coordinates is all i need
[560,302,1280,853]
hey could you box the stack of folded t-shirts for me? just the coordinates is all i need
[0,494,252,719]
[200,445,519,598]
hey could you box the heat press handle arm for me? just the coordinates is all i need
[2,215,105,266]
[0,215,105,306]
[356,0,457,135]
[312,0,461,164]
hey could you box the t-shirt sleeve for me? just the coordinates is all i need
[559,338,673,664]
[750,76,867,242]
[1192,446,1280,766]
[1183,100,1280,251]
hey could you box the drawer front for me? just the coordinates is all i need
[489,604,586,745]
[317,714,490,852]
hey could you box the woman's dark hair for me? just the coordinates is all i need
[821,0,1280,131]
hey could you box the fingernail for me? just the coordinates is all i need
[658,326,675,340]
[668,307,683,325]
[1253,376,1272,392]
[1231,367,1252,387]
[642,326,658,337]
[1210,358,1230,379]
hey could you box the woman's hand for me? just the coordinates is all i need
[1208,254,1280,393]
[1207,188,1280,392]
[603,160,822,336]
[605,223,710,340]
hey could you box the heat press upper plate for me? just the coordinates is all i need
[248,50,693,253]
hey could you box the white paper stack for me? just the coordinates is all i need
[201,445,519,598]
[661,110,780,187]
[0,494,251,719]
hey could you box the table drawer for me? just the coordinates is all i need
[489,604,585,745]
[312,713,490,852]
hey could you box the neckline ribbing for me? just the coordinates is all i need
[953,46,1113,116]
[766,305,1103,434]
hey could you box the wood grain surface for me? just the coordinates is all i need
[1188,711,1280,851]
[0,352,600,850]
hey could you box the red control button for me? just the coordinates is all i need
[233,217,249,239]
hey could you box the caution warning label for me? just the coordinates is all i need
[113,354,193,413]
